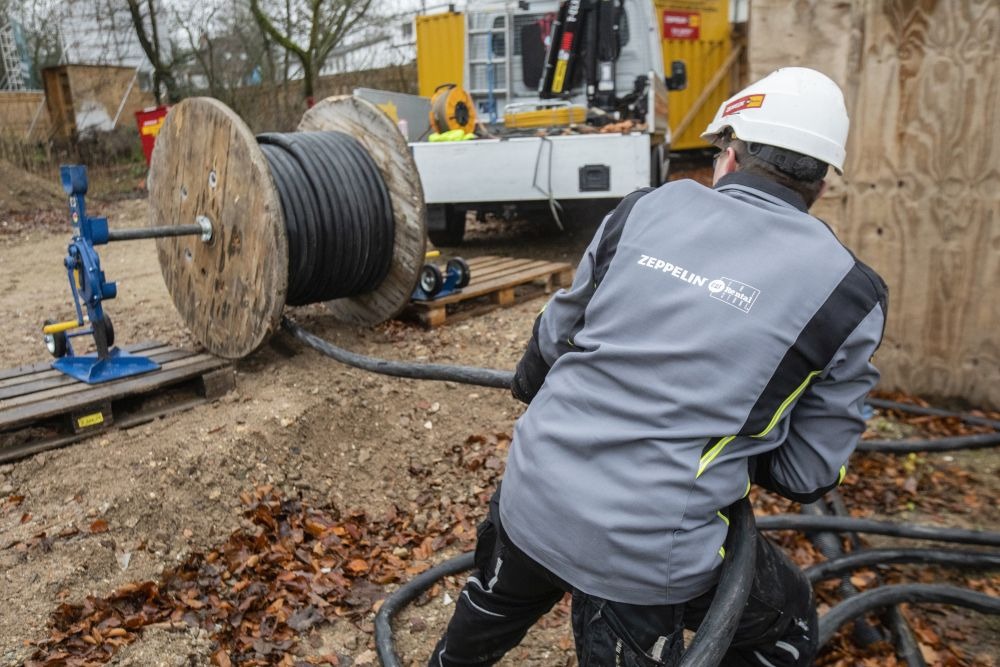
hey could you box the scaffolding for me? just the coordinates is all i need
[0,22,26,90]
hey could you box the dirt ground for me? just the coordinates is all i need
[0,181,997,666]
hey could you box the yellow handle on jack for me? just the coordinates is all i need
[42,319,83,335]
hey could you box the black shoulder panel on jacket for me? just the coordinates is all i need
[738,261,886,436]
[593,187,655,287]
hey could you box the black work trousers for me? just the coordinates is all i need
[428,492,817,667]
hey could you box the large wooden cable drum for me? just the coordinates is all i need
[147,96,426,359]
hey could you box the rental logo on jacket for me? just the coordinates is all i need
[637,254,760,314]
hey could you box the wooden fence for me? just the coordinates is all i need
[0,91,51,140]
[749,0,1000,408]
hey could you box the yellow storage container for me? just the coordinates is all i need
[655,0,734,150]
[416,12,466,99]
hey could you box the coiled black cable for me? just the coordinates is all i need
[257,131,394,306]
[818,585,1000,647]
[805,548,1000,584]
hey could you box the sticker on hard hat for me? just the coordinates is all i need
[722,94,766,117]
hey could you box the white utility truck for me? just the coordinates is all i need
[409,0,686,245]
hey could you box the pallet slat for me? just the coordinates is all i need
[0,347,195,400]
[0,344,233,463]
[0,354,224,428]
[0,341,165,384]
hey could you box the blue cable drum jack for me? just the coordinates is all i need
[411,252,471,301]
[41,165,216,384]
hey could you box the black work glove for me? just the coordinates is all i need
[511,316,550,404]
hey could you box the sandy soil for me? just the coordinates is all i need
[0,189,997,667]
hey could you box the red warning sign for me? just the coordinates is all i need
[663,10,700,40]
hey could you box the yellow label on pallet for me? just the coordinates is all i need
[77,412,105,429]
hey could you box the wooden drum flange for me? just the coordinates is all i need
[147,96,427,359]
[148,97,287,360]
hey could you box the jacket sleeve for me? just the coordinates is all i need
[751,302,886,503]
[510,188,653,403]
[510,189,653,404]
[511,224,603,403]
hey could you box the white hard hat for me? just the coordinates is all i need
[701,67,849,173]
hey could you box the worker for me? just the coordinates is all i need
[429,67,887,666]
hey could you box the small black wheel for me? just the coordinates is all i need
[103,314,115,348]
[447,257,471,288]
[419,264,444,297]
[43,319,68,358]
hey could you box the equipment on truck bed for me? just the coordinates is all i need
[539,0,625,113]
[430,83,477,134]
[503,101,587,128]
[412,0,692,245]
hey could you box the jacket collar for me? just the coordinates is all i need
[713,171,809,213]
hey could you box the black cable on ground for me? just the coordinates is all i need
[800,501,884,646]
[282,316,515,389]
[756,515,1000,547]
[258,131,395,306]
[867,398,1000,430]
[375,552,475,667]
[681,497,757,667]
[886,606,926,667]
[859,397,1000,452]
[857,432,1000,453]
[818,584,1000,647]
[805,548,1000,584]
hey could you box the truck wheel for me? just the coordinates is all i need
[427,205,466,247]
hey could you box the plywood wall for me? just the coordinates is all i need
[749,0,1000,408]
[42,65,155,140]
[0,92,51,140]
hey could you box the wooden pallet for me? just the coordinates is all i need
[0,342,234,463]
[403,255,574,327]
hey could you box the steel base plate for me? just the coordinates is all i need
[52,348,161,384]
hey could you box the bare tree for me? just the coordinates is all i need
[249,0,375,104]
[7,0,64,89]
[125,0,183,103]
[176,1,275,103]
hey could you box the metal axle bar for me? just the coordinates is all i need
[107,216,213,242]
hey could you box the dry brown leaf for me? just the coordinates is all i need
[212,648,233,667]
[345,559,369,574]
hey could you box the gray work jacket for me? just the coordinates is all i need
[500,172,888,605]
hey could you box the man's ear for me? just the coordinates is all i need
[712,147,739,185]
[818,180,829,199]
